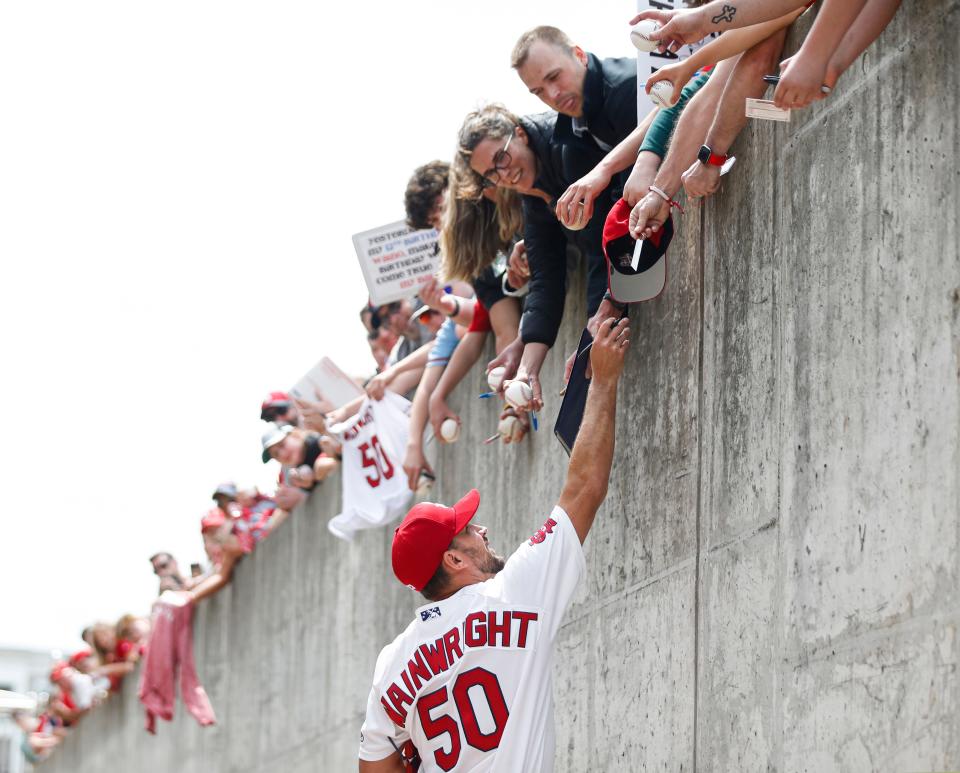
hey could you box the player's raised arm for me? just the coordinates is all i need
[558,316,630,543]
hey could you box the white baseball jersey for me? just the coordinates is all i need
[329,392,412,540]
[359,505,585,772]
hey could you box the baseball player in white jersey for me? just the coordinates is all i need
[358,315,630,772]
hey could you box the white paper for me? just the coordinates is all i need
[352,220,440,305]
[745,98,791,122]
[290,356,364,410]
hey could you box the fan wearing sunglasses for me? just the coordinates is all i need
[458,103,613,414]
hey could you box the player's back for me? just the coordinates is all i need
[360,506,585,772]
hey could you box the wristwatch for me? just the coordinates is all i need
[697,144,728,167]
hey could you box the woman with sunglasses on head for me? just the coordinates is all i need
[456,103,615,415]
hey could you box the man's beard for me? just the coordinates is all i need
[479,551,506,575]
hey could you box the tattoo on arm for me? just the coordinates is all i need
[711,4,737,24]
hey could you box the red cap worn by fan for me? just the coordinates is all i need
[391,489,481,592]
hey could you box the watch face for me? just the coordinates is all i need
[698,144,711,164]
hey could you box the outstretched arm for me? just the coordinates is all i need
[556,107,660,227]
[631,0,808,51]
[825,0,903,88]
[774,0,869,109]
[558,316,630,544]
[188,550,241,604]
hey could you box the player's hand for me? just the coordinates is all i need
[629,191,671,240]
[629,6,711,53]
[365,370,394,401]
[505,241,529,290]
[556,165,611,229]
[274,485,305,510]
[294,397,330,433]
[487,335,523,392]
[590,317,631,385]
[681,159,722,200]
[403,443,434,491]
[773,52,830,110]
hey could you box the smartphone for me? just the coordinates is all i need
[762,75,780,85]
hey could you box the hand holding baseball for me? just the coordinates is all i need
[428,393,459,443]
[589,317,630,385]
[645,60,690,106]
[556,165,611,230]
[504,372,543,413]
[629,6,710,53]
[486,336,523,393]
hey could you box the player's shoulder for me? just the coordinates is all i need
[371,617,420,682]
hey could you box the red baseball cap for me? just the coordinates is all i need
[391,489,481,591]
[260,391,292,420]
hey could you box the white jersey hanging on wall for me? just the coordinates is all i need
[328,392,413,540]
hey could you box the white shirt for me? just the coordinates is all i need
[359,505,585,771]
[328,393,412,540]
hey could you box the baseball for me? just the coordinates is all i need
[440,418,460,443]
[498,414,521,442]
[562,202,587,231]
[630,20,660,53]
[504,380,533,411]
[649,79,678,109]
[487,366,506,392]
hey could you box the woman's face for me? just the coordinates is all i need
[468,128,537,193]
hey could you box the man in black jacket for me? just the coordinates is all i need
[458,105,610,410]
[511,25,655,232]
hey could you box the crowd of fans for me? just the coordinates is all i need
[15,1,902,762]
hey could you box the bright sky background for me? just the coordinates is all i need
[0,1,636,653]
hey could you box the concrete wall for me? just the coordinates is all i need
[45,3,960,771]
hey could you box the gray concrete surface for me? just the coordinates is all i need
[44,2,959,770]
